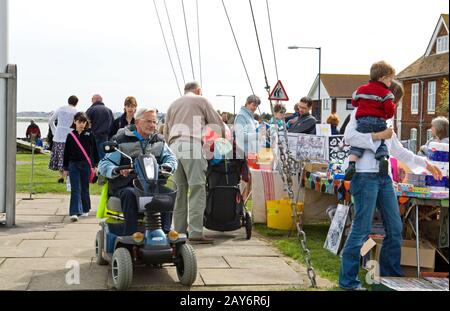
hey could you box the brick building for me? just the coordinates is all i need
[396,14,449,150]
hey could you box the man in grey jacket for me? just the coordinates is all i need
[288,97,317,135]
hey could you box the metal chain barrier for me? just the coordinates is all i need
[268,102,317,288]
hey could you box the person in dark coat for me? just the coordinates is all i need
[287,97,317,135]
[86,94,114,160]
[109,96,137,139]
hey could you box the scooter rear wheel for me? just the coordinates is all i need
[176,243,197,286]
[95,230,108,265]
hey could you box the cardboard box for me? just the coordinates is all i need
[368,238,435,270]
[401,240,435,269]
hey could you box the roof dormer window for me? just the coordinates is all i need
[437,35,449,54]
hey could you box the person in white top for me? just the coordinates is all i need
[48,95,78,183]
[339,80,443,291]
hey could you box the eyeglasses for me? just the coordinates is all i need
[140,119,156,124]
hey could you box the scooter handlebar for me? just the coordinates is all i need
[113,165,133,175]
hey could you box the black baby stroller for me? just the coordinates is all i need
[204,159,252,239]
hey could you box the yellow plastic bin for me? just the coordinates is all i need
[266,200,304,230]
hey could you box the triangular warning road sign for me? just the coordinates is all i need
[269,80,289,101]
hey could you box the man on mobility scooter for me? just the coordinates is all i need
[97,108,197,290]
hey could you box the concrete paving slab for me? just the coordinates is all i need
[27,265,108,291]
[62,216,100,224]
[0,247,47,258]
[44,247,94,258]
[0,270,33,290]
[55,207,69,216]
[0,239,22,247]
[0,257,91,272]
[54,231,97,240]
[17,202,66,210]
[200,267,303,286]
[16,197,66,204]
[19,239,94,248]
[106,266,204,289]
[16,215,65,224]
[0,231,56,240]
[196,256,230,269]
[16,207,58,215]
[44,223,100,232]
[223,256,293,270]
[193,245,278,257]
[209,238,269,247]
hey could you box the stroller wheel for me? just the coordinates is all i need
[112,248,133,290]
[245,211,252,240]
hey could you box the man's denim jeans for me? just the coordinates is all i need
[339,173,403,289]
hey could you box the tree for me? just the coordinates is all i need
[438,78,449,113]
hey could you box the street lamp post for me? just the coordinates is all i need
[288,45,322,122]
[216,94,236,117]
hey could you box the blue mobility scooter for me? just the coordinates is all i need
[95,142,197,290]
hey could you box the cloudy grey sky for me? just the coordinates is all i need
[8,0,449,114]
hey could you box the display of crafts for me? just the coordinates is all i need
[395,142,449,200]
[303,162,344,195]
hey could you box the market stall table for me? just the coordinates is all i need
[401,197,449,277]
[249,168,334,224]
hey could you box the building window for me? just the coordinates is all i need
[346,99,354,110]
[437,35,449,54]
[427,81,436,113]
[322,98,331,110]
[411,83,419,114]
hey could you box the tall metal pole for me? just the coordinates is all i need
[288,45,322,121]
[318,47,321,122]
[1,0,8,218]
[233,95,236,117]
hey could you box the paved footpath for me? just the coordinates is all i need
[0,194,334,291]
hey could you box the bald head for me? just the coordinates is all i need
[91,94,103,104]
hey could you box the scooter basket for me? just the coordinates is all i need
[133,179,177,213]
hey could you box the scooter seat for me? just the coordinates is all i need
[107,196,123,213]
[107,196,148,214]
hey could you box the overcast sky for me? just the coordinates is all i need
[7,0,449,114]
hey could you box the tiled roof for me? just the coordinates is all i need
[396,52,449,80]
[320,74,370,97]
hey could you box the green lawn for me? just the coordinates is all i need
[16,153,103,195]
[254,223,369,289]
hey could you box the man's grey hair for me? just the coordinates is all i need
[135,108,158,120]
[431,116,449,140]
[184,81,201,94]
[245,95,261,106]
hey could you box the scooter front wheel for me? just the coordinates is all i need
[112,247,133,290]
[176,243,197,286]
